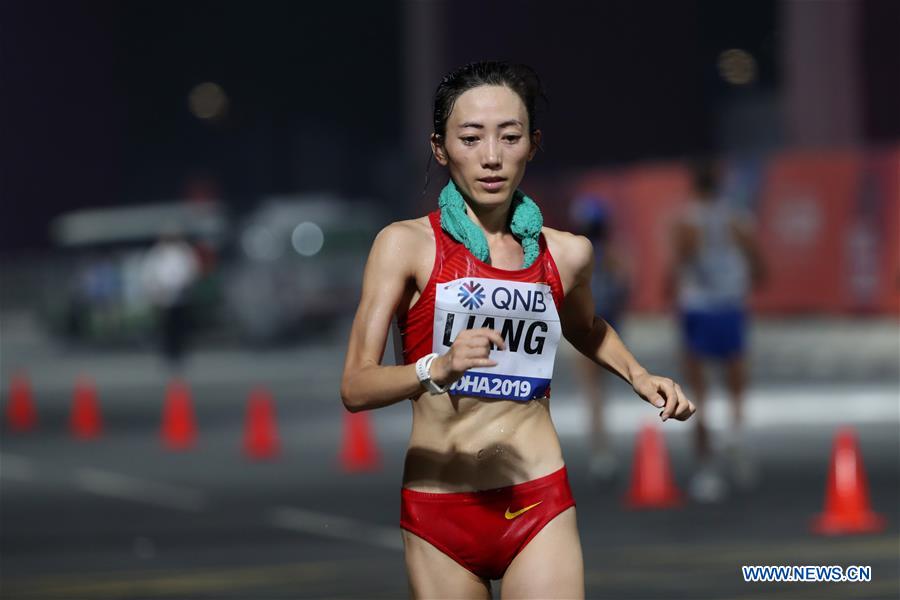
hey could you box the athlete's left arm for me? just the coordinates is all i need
[731,216,766,289]
[556,232,695,422]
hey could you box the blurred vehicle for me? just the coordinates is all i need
[45,195,384,347]
[225,195,384,345]
[48,201,227,346]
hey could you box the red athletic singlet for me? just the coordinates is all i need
[397,210,565,401]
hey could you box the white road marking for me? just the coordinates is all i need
[74,467,206,512]
[374,385,900,440]
[549,386,899,435]
[268,506,403,551]
[0,453,35,481]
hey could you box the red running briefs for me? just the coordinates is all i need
[400,466,576,580]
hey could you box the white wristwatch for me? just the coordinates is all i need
[415,352,449,395]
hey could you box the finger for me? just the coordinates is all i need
[672,385,693,420]
[467,358,498,369]
[659,380,678,421]
[674,402,695,421]
[470,328,506,351]
[678,385,697,417]
[464,336,502,354]
[648,392,665,409]
[451,352,493,372]
[465,336,495,352]
[675,399,697,421]
[463,345,491,360]
[460,334,487,349]
[637,377,665,408]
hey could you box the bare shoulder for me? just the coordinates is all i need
[372,217,432,255]
[542,226,594,274]
[376,216,431,244]
[367,216,434,278]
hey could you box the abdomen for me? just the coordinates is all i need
[402,394,565,492]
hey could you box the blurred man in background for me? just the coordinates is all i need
[141,226,200,369]
[671,160,765,502]
[570,197,631,483]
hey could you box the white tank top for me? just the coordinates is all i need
[677,199,751,311]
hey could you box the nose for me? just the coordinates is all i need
[481,137,501,170]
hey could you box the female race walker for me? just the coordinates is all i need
[341,61,695,599]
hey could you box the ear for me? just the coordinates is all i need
[430,133,448,166]
[527,130,542,161]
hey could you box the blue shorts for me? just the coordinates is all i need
[680,307,746,359]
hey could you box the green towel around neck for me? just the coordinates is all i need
[438,179,543,269]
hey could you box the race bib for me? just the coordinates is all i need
[432,277,561,401]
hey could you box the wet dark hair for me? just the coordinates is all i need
[432,60,546,139]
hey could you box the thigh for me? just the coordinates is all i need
[500,506,584,599]
[402,529,492,600]
[682,351,706,392]
[576,354,603,399]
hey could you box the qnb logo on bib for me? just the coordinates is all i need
[458,281,486,310]
[432,277,562,402]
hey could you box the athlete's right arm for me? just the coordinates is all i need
[340,222,505,412]
[340,222,426,412]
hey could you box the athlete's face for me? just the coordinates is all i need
[432,85,541,209]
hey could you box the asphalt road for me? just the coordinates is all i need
[1,320,898,599]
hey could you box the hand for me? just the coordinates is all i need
[430,328,506,388]
[631,372,696,422]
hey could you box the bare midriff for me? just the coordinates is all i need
[402,391,565,493]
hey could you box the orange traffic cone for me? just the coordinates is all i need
[70,376,102,439]
[5,372,37,432]
[340,410,380,472]
[623,423,683,509]
[243,387,280,460]
[811,427,887,535]
[161,379,196,450]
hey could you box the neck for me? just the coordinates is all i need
[462,195,513,238]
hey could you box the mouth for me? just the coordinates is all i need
[477,176,507,192]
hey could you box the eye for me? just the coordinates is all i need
[460,136,478,146]
[503,135,522,144]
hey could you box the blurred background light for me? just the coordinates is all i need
[241,224,281,261]
[717,48,758,85]
[291,222,324,257]
[188,81,228,120]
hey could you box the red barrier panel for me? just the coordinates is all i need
[570,162,690,313]
[868,148,900,314]
[753,151,860,313]
[560,147,899,315]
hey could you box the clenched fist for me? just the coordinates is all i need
[430,328,506,388]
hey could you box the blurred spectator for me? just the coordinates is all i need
[64,253,123,343]
[84,252,123,335]
[670,160,765,502]
[570,197,631,482]
[141,226,200,368]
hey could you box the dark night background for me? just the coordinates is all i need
[1,0,897,251]
[1,4,898,599]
